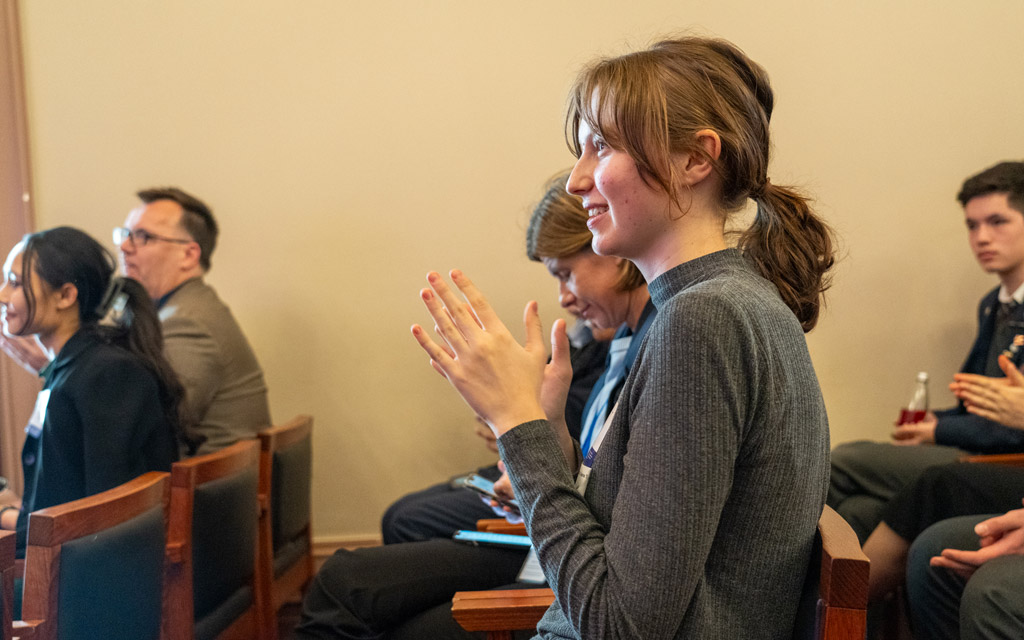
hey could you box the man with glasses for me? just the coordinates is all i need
[114,187,271,455]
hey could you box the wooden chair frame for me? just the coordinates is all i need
[959,452,1024,467]
[452,506,869,640]
[256,415,314,640]
[16,472,170,640]
[1,530,14,640]
[164,440,269,640]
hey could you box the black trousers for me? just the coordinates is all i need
[882,461,1024,541]
[294,539,531,639]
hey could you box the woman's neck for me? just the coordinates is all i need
[635,222,727,283]
[624,287,651,331]
[38,317,81,361]
[634,187,728,283]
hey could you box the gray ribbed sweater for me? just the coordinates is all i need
[498,249,830,639]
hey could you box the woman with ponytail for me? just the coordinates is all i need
[412,36,835,639]
[0,226,181,556]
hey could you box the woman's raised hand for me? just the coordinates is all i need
[0,333,50,376]
[411,270,567,436]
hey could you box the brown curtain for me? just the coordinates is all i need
[0,0,37,495]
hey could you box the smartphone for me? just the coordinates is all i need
[452,530,532,549]
[461,473,521,515]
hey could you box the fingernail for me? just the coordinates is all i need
[427,272,439,283]
[976,524,989,535]
[411,325,421,336]
[421,289,432,301]
[450,269,461,279]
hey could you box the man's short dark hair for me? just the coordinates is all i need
[136,187,218,271]
[957,161,1024,215]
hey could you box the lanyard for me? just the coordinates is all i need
[574,399,619,496]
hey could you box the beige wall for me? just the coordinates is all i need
[16,1,1024,539]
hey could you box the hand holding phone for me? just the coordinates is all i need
[461,472,521,516]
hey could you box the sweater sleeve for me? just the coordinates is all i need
[499,295,751,638]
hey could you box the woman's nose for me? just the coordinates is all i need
[567,158,593,196]
[559,283,576,308]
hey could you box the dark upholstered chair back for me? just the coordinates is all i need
[270,429,312,563]
[256,415,314,640]
[164,439,267,640]
[18,472,170,640]
[192,465,259,639]
[57,504,165,640]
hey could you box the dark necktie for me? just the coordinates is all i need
[987,300,1019,376]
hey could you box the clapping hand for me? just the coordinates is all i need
[0,332,49,376]
[411,270,571,434]
[950,355,1024,430]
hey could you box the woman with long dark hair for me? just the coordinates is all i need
[413,36,835,638]
[0,226,183,555]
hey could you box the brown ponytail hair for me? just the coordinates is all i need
[566,36,834,331]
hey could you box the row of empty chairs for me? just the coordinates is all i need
[0,414,313,640]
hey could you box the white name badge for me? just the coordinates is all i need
[26,389,51,438]
[516,548,546,584]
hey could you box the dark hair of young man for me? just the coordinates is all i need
[957,161,1024,214]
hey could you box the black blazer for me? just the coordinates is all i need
[16,329,178,554]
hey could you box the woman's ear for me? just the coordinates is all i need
[677,129,721,186]
[55,282,79,310]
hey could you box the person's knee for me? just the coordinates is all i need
[960,558,1024,638]
[381,491,439,544]
[834,494,884,543]
[381,494,418,544]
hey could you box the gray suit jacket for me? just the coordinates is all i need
[159,278,271,455]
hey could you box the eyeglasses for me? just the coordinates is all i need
[113,227,193,248]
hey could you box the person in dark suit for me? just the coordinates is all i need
[830,161,1024,543]
[115,187,271,454]
[0,227,182,558]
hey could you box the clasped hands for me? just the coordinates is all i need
[411,270,572,445]
[931,499,1024,580]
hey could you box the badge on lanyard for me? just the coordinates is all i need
[574,401,620,497]
[26,389,51,438]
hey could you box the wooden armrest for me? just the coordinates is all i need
[959,453,1024,468]
[13,619,41,637]
[818,505,869,609]
[451,588,555,632]
[476,519,527,535]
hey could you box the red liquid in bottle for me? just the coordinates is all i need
[897,409,927,425]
